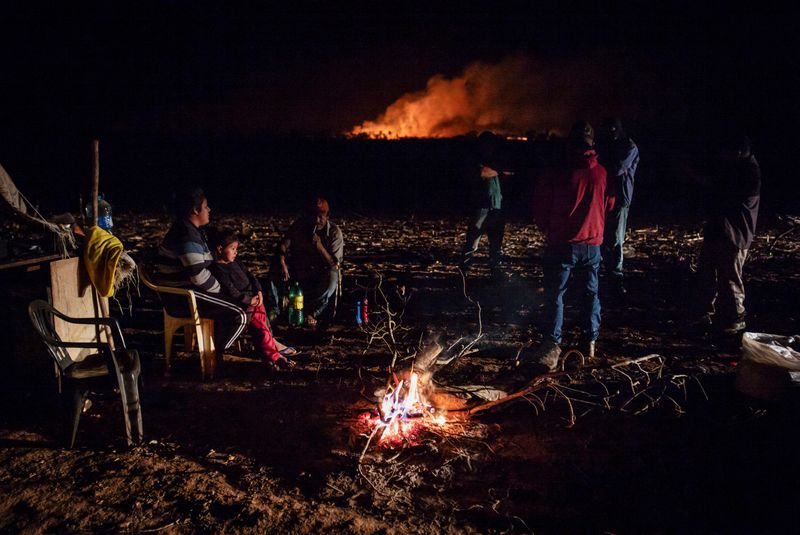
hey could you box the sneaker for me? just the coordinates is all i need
[525,340,562,374]
[580,340,596,359]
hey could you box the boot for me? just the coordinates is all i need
[520,340,562,374]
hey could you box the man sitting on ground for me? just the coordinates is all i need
[269,197,343,327]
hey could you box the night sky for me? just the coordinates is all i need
[2,2,797,138]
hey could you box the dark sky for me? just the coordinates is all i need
[1,2,798,137]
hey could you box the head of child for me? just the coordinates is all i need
[210,229,240,264]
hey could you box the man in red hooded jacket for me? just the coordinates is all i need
[522,121,615,373]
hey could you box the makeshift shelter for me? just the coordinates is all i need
[0,162,76,255]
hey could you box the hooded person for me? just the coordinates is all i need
[268,197,343,327]
[690,132,760,334]
[597,118,640,291]
[522,121,614,373]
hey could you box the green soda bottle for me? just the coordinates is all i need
[288,282,305,326]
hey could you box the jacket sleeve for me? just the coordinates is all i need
[180,237,221,294]
[608,140,640,178]
[242,261,263,294]
[209,263,251,306]
[329,227,344,265]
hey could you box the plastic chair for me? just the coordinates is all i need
[139,267,217,380]
[28,299,143,448]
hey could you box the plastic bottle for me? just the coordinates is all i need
[361,297,369,324]
[355,301,363,326]
[84,193,114,232]
[288,282,305,326]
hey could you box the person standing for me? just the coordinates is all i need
[691,134,761,334]
[597,118,639,292]
[459,131,511,273]
[523,121,614,373]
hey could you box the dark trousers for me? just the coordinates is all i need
[540,244,602,344]
[162,291,249,356]
[694,237,748,323]
[462,208,505,268]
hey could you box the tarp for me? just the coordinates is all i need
[0,163,27,214]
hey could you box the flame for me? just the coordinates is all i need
[350,55,610,139]
[349,57,540,139]
[369,371,445,448]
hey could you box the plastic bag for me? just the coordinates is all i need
[741,332,800,371]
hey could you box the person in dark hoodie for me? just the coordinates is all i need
[597,118,639,292]
[522,121,614,373]
[459,131,512,273]
[690,133,761,334]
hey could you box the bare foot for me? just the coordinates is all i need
[305,315,317,327]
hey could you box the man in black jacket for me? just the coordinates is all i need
[692,134,761,334]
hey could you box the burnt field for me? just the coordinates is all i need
[1,213,799,533]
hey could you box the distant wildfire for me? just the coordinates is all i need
[349,55,608,139]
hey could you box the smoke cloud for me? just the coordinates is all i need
[350,55,623,138]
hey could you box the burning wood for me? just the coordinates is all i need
[361,340,450,448]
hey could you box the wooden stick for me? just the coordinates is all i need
[91,140,99,226]
[466,377,552,416]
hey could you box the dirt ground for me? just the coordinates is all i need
[1,213,799,533]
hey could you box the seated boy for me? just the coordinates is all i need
[209,229,296,370]
[268,197,343,327]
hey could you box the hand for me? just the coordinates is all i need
[311,234,325,250]
[480,165,499,179]
[256,291,263,307]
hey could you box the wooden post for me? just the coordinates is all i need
[91,140,99,226]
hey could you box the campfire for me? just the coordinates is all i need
[360,369,447,449]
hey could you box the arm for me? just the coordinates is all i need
[209,263,252,307]
[243,261,264,307]
[180,238,221,294]
[602,168,616,212]
[312,232,339,268]
[607,141,640,177]
[276,237,291,281]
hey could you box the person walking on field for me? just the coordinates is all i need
[459,131,512,274]
[597,118,639,294]
[522,121,614,373]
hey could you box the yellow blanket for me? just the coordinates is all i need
[82,226,124,297]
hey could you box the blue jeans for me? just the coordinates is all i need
[603,204,629,277]
[540,244,601,344]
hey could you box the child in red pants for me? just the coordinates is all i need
[209,230,296,370]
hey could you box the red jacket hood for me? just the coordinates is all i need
[570,149,599,170]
